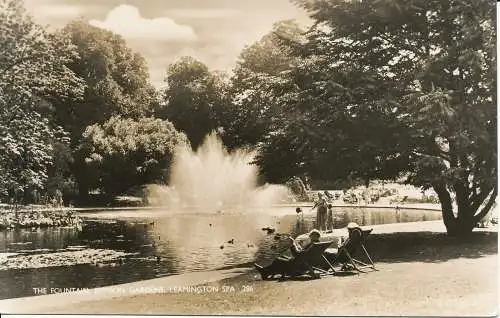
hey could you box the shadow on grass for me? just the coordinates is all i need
[219,229,497,285]
[362,231,498,264]
[331,271,358,277]
[263,270,358,282]
[275,276,319,282]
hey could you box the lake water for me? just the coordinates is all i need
[0,206,441,299]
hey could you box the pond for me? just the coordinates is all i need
[0,206,441,299]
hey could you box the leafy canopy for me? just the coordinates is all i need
[82,116,189,195]
[0,0,83,202]
[158,56,230,150]
[258,0,496,233]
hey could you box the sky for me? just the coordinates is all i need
[24,0,310,88]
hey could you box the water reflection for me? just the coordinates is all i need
[0,207,441,299]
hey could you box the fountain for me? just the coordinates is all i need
[146,133,289,212]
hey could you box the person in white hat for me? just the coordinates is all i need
[347,222,360,230]
[339,222,362,245]
[254,229,322,280]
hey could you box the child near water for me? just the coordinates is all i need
[295,207,305,232]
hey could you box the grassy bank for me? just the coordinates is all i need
[0,207,82,230]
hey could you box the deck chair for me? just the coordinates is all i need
[323,228,376,273]
[255,240,335,280]
[296,241,337,276]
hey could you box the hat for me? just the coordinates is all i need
[309,229,321,237]
[347,222,360,229]
[296,207,303,213]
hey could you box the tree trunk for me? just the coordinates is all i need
[454,182,475,235]
[433,183,475,236]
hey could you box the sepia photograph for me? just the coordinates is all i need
[0,0,497,316]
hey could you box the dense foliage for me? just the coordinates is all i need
[0,0,83,203]
[222,20,305,150]
[81,116,189,195]
[54,20,159,200]
[255,0,496,234]
[157,56,230,150]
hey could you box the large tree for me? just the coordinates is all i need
[55,20,158,199]
[158,56,230,150]
[224,20,304,150]
[258,0,496,235]
[57,20,157,133]
[81,116,189,195]
[0,0,83,203]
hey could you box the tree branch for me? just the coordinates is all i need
[470,183,493,212]
[433,181,456,223]
[473,186,497,223]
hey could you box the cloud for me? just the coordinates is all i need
[89,4,197,42]
[165,8,239,19]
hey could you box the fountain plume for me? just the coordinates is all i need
[147,133,289,212]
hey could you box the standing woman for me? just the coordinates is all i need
[312,193,328,230]
[326,204,334,230]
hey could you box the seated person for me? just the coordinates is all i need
[254,230,322,280]
[324,222,363,268]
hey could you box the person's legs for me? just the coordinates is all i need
[319,206,328,230]
[316,209,320,229]
[327,211,333,230]
[295,253,320,279]
[255,257,293,280]
[318,210,325,231]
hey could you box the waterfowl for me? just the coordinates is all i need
[261,227,276,234]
